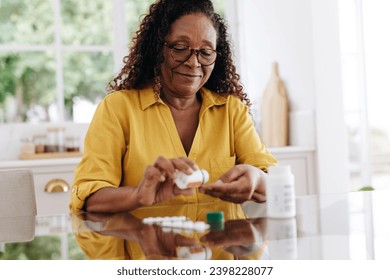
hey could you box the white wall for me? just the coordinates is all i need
[228,0,349,193]
[233,0,316,112]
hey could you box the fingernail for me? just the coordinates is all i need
[160,175,166,182]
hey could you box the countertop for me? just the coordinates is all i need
[0,146,315,169]
[0,157,81,169]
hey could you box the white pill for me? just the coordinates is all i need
[194,221,210,231]
[162,220,173,227]
[162,227,172,233]
[142,218,154,224]
[171,220,183,228]
[182,221,195,229]
[169,216,184,222]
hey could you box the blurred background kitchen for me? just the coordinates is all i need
[0,0,389,197]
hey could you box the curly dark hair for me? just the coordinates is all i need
[107,0,250,106]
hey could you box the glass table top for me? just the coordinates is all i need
[1,190,389,260]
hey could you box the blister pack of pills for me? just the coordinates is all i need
[142,216,210,232]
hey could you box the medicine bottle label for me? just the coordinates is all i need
[266,165,296,218]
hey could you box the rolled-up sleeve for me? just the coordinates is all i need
[69,93,128,212]
[230,97,277,171]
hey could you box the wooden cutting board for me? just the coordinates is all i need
[260,62,289,147]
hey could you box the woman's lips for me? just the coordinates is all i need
[176,72,202,78]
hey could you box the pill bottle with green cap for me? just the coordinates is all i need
[266,165,296,218]
[206,211,224,231]
[175,169,209,189]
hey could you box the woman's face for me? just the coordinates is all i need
[161,13,217,98]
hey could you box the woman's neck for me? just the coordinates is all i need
[161,91,200,111]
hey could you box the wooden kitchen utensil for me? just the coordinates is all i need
[260,62,289,147]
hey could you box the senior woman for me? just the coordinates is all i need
[70,0,277,213]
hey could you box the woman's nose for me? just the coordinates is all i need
[184,49,202,67]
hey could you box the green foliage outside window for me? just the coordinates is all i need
[0,235,86,260]
[61,0,113,45]
[0,0,114,123]
[0,0,54,44]
[0,52,56,122]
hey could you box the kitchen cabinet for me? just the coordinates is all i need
[269,146,317,195]
[0,158,80,216]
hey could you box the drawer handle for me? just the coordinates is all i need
[45,179,70,193]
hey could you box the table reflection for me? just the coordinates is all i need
[3,190,388,260]
[71,202,271,260]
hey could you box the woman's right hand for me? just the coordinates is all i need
[136,156,198,206]
[84,156,198,213]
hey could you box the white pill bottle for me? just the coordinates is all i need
[265,165,296,218]
[175,169,209,189]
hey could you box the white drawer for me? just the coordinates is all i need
[33,172,73,215]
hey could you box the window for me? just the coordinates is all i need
[0,0,226,124]
[339,0,390,190]
[0,0,118,123]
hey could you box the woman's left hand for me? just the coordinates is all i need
[199,164,267,203]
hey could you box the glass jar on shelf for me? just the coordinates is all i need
[45,127,65,153]
[65,136,80,152]
[20,137,35,155]
[34,134,47,154]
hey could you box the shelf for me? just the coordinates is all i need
[19,152,82,160]
[269,146,316,154]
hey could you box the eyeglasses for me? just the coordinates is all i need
[164,43,218,66]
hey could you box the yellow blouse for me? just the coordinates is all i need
[70,86,277,212]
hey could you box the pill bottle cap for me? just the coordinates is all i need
[200,169,209,184]
[268,165,291,175]
[207,211,224,231]
[206,211,224,222]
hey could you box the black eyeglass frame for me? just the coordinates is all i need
[163,42,218,66]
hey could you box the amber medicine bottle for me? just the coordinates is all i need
[266,165,296,218]
[175,169,209,189]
